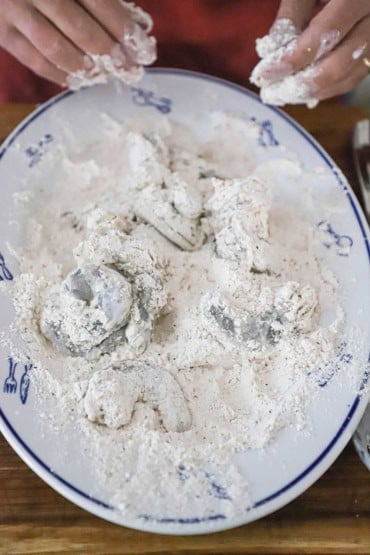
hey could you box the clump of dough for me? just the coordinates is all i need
[40,264,133,357]
[84,361,192,432]
[207,176,272,271]
[124,132,207,251]
[40,211,169,358]
[202,282,317,354]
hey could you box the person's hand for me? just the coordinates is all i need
[253,0,370,102]
[0,0,156,86]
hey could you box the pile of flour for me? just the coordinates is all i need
[2,112,345,520]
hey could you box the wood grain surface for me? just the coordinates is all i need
[0,102,369,555]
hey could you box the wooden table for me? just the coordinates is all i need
[0,102,369,555]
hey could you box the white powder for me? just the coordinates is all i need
[258,66,319,109]
[67,1,156,90]
[2,112,346,520]
[315,30,341,61]
[352,43,367,60]
[256,18,299,58]
[251,19,319,108]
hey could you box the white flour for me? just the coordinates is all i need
[251,18,319,108]
[352,43,367,60]
[3,112,345,520]
[255,18,299,59]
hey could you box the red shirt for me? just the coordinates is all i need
[0,0,279,102]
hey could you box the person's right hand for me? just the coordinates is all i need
[253,0,370,102]
[0,0,156,86]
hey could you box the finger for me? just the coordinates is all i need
[79,0,136,42]
[34,0,125,63]
[3,27,67,85]
[253,0,317,83]
[312,16,370,100]
[79,0,156,65]
[276,0,317,31]
[255,14,370,107]
[281,0,370,75]
[120,0,153,32]
[316,61,368,100]
[14,4,85,72]
[255,0,316,60]
[317,67,367,101]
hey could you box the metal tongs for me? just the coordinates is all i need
[353,119,370,220]
[352,119,370,471]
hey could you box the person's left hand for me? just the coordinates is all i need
[254,0,370,101]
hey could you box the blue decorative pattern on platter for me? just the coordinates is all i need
[24,133,54,167]
[317,220,353,256]
[130,86,172,114]
[0,252,13,281]
[3,358,32,404]
[251,117,279,147]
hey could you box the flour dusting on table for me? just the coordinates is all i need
[2,111,346,521]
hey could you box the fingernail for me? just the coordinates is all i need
[315,30,341,61]
[260,59,293,82]
[83,54,94,70]
[121,1,153,33]
[251,56,293,87]
[251,37,297,86]
[111,43,129,68]
[121,22,157,65]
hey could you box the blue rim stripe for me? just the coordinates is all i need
[0,90,74,161]
[253,396,360,507]
[0,68,369,524]
[0,407,113,509]
[254,363,370,507]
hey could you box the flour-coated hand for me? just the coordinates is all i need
[258,0,370,100]
[0,0,155,86]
